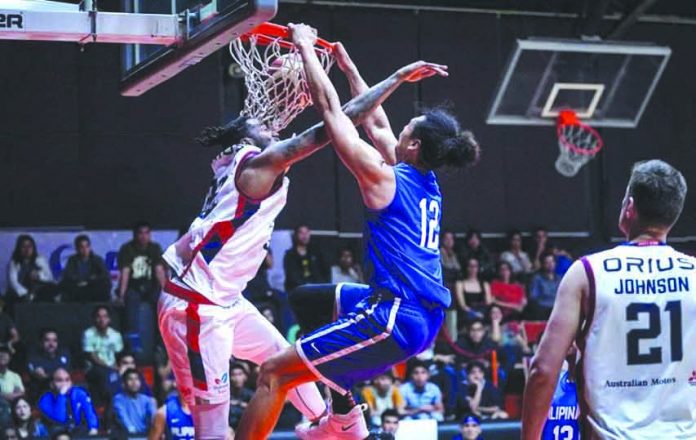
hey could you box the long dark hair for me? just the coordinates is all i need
[412,107,480,170]
[11,235,37,264]
[11,397,40,434]
[196,115,251,148]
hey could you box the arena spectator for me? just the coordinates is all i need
[400,361,444,422]
[0,301,19,355]
[3,427,18,440]
[499,231,533,278]
[487,305,531,373]
[490,261,526,318]
[0,396,11,431]
[459,230,495,280]
[454,257,492,328]
[547,241,573,277]
[117,221,166,352]
[112,368,157,436]
[6,235,57,307]
[27,328,71,396]
[283,225,325,291]
[147,390,194,440]
[228,363,254,430]
[441,231,463,287]
[0,349,23,402]
[361,372,405,427]
[453,414,483,440]
[458,362,507,420]
[526,253,561,320]
[60,235,110,302]
[11,397,48,438]
[107,351,152,398]
[330,247,363,284]
[455,319,497,367]
[83,306,123,404]
[379,409,400,436]
[531,227,549,271]
[38,368,98,435]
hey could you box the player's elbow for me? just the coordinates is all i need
[527,357,556,386]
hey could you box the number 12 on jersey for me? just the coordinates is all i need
[419,198,440,250]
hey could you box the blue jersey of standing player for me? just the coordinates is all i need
[165,394,195,440]
[542,370,580,440]
[364,163,450,308]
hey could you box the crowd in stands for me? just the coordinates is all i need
[0,222,569,438]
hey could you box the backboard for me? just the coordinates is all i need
[487,38,671,128]
[120,0,277,96]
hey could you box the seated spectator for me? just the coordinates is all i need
[531,226,549,271]
[83,306,123,404]
[3,427,18,440]
[361,372,405,427]
[0,301,19,355]
[548,241,573,277]
[454,258,492,328]
[487,305,531,373]
[112,368,157,436]
[0,396,11,431]
[499,231,533,279]
[228,363,254,431]
[453,414,483,440]
[459,229,495,281]
[0,349,23,402]
[107,351,152,398]
[148,389,194,440]
[331,248,363,284]
[400,361,444,422]
[455,319,497,367]
[117,222,166,353]
[457,362,508,420]
[60,235,111,303]
[441,231,463,337]
[38,368,98,435]
[490,261,526,318]
[11,397,48,438]
[526,253,561,320]
[283,225,325,292]
[27,328,71,396]
[366,409,400,439]
[6,235,57,308]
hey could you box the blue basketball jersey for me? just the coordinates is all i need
[165,395,195,440]
[542,371,580,440]
[364,163,450,308]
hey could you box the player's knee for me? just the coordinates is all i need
[257,359,290,392]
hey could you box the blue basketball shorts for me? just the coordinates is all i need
[296,283,444,394]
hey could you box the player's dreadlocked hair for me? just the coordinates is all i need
[195,115,251,148]
[413,107,480,170]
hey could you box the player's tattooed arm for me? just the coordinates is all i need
[334,42,397,165]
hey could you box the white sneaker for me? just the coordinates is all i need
[295,404,370,440]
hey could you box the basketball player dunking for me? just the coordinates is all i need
[234,24,480,439]
[157,44,443,438]
[523,160,694,439]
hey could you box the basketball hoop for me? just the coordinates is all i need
[555,110,604,177]
[229,22,335,134]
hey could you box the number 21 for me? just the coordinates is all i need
[419,198,439,250]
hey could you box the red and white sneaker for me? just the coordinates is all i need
[295,404,370,440]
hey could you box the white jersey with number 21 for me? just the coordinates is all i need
[580,243,696,439]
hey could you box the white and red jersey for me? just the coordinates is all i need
[579,243,696,439]
[162,144,288,307]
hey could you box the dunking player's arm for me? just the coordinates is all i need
[238,42,419,199]
[521,261,588,439]
[334,42,398,165]
[290,23,448,209]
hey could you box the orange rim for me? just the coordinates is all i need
[240,22,336,51]
[556,109,604,156]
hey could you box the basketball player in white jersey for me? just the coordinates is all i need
[157,43,448,438]
[522,159,694,439]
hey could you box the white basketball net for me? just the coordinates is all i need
[229,34,334,134]
[555,122,603,177]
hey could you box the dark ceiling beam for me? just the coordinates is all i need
[607,0,660,38]
[577,0,614,36]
